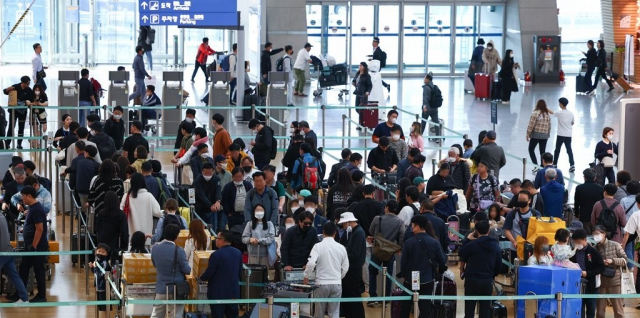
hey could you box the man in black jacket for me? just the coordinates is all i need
[173,108,196,155]
[260,42,284,83]
[352,185,385,238]
[404,199,450,254]
[281,211,318,269]
[581,40,597,93]
[282,134,304,182]
[589,40,614,94]
[248,119,274,170]
[459,220,502,318]
[103,106,125,150]
[574,168,604,234]
[89,121,116,160]
[338,212,366,318]
[328,148,351,187]
[570,229,605,318]
[221,168,253,231]
[193,163,222,229]
[1,166,26,240]
[371,37,390,92]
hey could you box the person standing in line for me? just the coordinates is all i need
[574,168,604,234]
[371,37,390,92]
[468,38,485,85]
[304,222,349,318]
[352,62,372,128]
[592,225,626,318]
[549,97,575,172]
[293,43,313,97]
[200,230,243,318]
[248,119,275,170]
[459,220,503,318]
[282,45,295,106]
[138,26,154,71]
[0,211,29,303]
[31,43,47,91]
[594,127,618,185]
[78,68,98,128]
[227,43,238,104]
[211,113,233,157]
[526,99,551,172]
[589,40,614,94]
[16,186,48,302]
[261,42,285,84]
[190,37,215,83]
[499,49,519,104]
[128,46,152,105]
[3,76,33,149]
[570,229,605,318]
[149,224,190,318]
[338,212,366,318]
[591,184,627,245]
[582,40,597,93]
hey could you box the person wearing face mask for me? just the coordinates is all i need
[289,121,301,140]
[439,147,470,194]
[122,121,149,164]
[173,108,196,155]
[481,40,501,77]
[262,165,286,214]
[244,172,280,228]
[241,157,261,185]
[335,212,366,318]
[594,127,618,185]
[468,38,485,86]
[298,121,317,151]
[211,113,232,157]
[368,137,399,179]
[388,125,407,162]
[503,190,542,260]
[466,161,502,215]
[280,215,297,240]
[242,204,276,267]
[303,195,328,235]
[28,84,49,137]
[281,211,318,270]
[140,85,163,132]
[103,106,125,150]
[53,114,73,149]
[193,163,222,230]
[591,225,627,318]
[3,76,33,149]
[89,243,112,317]
[527,236,552,265]
[212,155,231,189]
[261,42,285,83]
[226,143,248,173]
[190,143,214,181]
[282,134,305,183]
[569,229,605,318]
[248,118,275,170]
[88,121,117,161]
[498,49,520,104]
[372,110,404,144]
[221,167,254,230]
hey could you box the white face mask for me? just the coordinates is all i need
[390,117,397,124]
[300,131,305,136]
[185,117,194,123]
[255,210,265,219]
[90,130,96,136]
[290,205,299,211]
[448,157,456,163]
[306,207,315,213]
[392,134,400,141]
[201,153,208,159]
[290,127,295,133]
[113,114,122,120]
[346,225,353,233]
[220,163,228,170]
[488,46,493,50]
[34,91,40,96]
[574,244,584,250]
[510,53,514,58]
[285,223,295,229]
[203,175,212,181]
[593,234,603,243]
[234,181,243,186]
[298,200,304,206]
[607,134,613,139]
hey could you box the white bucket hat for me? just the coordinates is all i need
[338,212,358,224]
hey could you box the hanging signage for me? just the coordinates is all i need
[139,0,238,27]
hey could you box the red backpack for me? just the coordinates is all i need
[90,77,104,98]
[298,157,320,190]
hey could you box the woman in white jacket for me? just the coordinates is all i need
[184,219,211,270]
[120,173,162,245]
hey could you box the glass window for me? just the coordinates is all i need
[403,5,427,74]
[377,5,399,73]
[1,0,51,63]
[455,6,479,73]
[557,0,602,73]
[327,5,348,64]
[350,5,374,71]
[479,5,504,58]
[428,6,452,74]
[306,5,322,56]
[94,0,137,64]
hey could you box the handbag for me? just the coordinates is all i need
[38,69,47,79]
[267,240,277,267]
[168,245,191,300]
[601,266,616,278]
[123,194,131,219]
[601,143,616,168]
[621,263,636,294]
[372,216,402,262]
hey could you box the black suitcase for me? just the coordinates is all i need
[172,184,191,207]
[492,79,502,101]
[431,300,455,318]
[1,253,35,295]
[491,301,508,318]
[241,264,268,300]
[71,232,97,266]
[500,248,512,274]
[576,74,587,93]
[243,88,265,122]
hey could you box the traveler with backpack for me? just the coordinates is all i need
[218,43,238,104]
[141,161,172,206]
[78,69,97,127]
[88,159,125,213]
[242,204,276,267]
[290,143,323,192]
[88,121,117,160]
[591,183,627,244]
[244,172,279,227]
[137,26,154,71]
[293,43,313,97]
[190,37,215,83]
[152,199,187,244]
[261,42,285,83]
[194,163,222,230]
[278,45,295,106]
[503,190,542,260]
[420,73,443,137]
[248,118,276,170]
[370,37,390,92]
[574,168,605,234]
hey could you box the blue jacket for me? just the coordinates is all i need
[400,233,447,283]
[200,245,243,300]
[132,54,150,79]
[534,165,565,189]
[244,187,279,227]
[152,214,188,244]
[459,235,502,282]
[540,180,565,218]
[291,153,323,190]
[144,175,172,203]
[313,213,328,235]
[151,241,190,293]
[396,158,410,180]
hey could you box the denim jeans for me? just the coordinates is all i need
[0,256,29,301]
[368,254,395,297]
[78,101,92,127]
[229,78,237,103]
[145,51,153,71]
[129,77,146,103]
[625,242,634,270]
[200,211,217,231]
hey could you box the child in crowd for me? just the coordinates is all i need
[129,231,149,253]
[89,243,112,318]
[528,236,552,265]
[487,203,505,230]
[551,228,580,269]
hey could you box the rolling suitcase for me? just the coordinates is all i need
[390,287,404,318]
[431,274,457,318]
[491,301,508,318]
[575,73,588,94]
[245,303,290,318]
[464,70,475,93]
[360,103,379,130]
[611,73,632,93]
[474,73,492,100]
[428,118,444,143]
[492,78,502,101]
[241,264,268,300]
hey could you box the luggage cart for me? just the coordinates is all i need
[266,269,316,317]
[310,55,349,98]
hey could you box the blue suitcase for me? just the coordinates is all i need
[185,312,207,318]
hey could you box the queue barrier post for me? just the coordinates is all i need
[245,268,251,311]
[412,291,419,317]
[60,165,65,234]
[341,115,346,149]
[363,129,368,175]
[381,266,387,318]
[522,157,527,183]
[322,105,326,148]
[432,158,437,176]
[267,295,274,318]
[84,222,89,295]
[556,292,563,318]
[105,271,111,318]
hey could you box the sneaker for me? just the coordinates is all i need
[191,79,195,83]
[29,295,47,303]
[356,126,362,131]
[608,87,615,92]
[502,101,510,104]
[532,167,540,173]
[569,165,576,173]
[287,104,294,106]
[15,299,28,304]
[367,301,380,308]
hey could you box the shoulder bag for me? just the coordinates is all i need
[123,193,131,219]
[372,216,402,262]
[601,143,616,168]
[167,245,191,300]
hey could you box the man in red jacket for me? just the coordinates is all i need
[191,37,215,83]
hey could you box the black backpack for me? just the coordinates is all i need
[429,84,443,108]
[275,56,289,72]
[161,214,184,241]
[380,50,387,68]
[596,200,619,240]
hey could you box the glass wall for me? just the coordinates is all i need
[454,6,479,73]
[94,0,137,64]
[306,4,322,54]
[427,6,452,74]
[377,5,399,73]
[403,5,427,74]
[479,5,504,58]
[326,5,348,64]
[557,0,603,73]
[1,0,51,63]
[350,5,375,69]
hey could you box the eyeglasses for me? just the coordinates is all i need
[302,222,313,226]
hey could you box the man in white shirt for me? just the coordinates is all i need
[304,222,349,318]
[551,97,575,172]
[229,43,238,104]
[282,45,295,106]
[621,195,640,253]
[293,43,312,97]
[397,186,421,227]
[32,43,47,91]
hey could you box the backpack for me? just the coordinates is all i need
[156,177,170,207]
[269,128,278,160]
[161,214,184,241]
[297,157,320,191]
[220,53,235,72]
[146,28,156,45]
[96,136,116,160]
[37,175,52,194]
[90,78,104,98]
[429,84,443,108]
[275,56,289,72]
[380,50,387,68]
[596,200,619,240]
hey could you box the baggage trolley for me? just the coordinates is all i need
[310,55,349,98]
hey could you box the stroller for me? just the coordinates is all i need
[310,54,349,98]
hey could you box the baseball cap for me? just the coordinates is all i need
[299,189,312,197]
[485,130,497,140]
[568,220,583,232]
[214,155,227,164]
[413,177,427,185]
[304,43,313,48]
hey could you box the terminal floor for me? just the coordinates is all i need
[0,64,639,317]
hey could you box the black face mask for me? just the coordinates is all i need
[243,166,252,173]
[97,255,107,261]
[301,225,311,232]
[516,201,529,208]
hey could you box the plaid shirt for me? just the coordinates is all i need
[526,110,551,137]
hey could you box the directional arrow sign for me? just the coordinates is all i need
[141,15,149,23]
[140,1,148,9]
[139,12,238,27]
[139,0,237,13]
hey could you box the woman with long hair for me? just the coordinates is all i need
[408,122,424,152]
[242,204,275,267]
[526,99,551,171]
[30,84,49,136]
[590,40,614,94]
[120,173,161,244]
[123,165,137,194]
[53,113,72,149]
[129,231,148,253]
[88,159,125,211]
[396,177,413,211]
[327,169,356,221]
[116,156,131,181]
[594,127,618,184]
[96,191,129,264]
[499,49,520,104]
[352,62,373,128]
[184,219,210,270]
[528,236,552,265]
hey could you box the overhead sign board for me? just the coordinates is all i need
[139,0,237,13]
[139,0,238,27]
[140,12,237,26]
